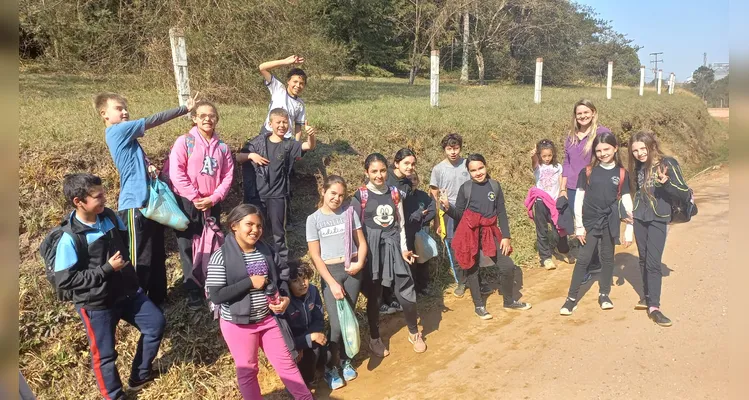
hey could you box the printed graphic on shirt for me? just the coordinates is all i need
[488,191,496,201]
[373,204,395,227]
[538,168,558,192]
[319,223,345,238]
[611,175,621,186]
[201,155,218,176]
[308,302,315,311]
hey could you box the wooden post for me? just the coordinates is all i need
[669,73,675,94]
[534,57,543,104]
[169,28,191,107]
[606,61,613,100]
[430,49,440,107]
[639,65,645,96]
[657,69,663,95]
[460,12,470,84]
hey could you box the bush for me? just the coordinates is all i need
[355,64,395,78]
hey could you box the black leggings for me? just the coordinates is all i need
[567,230,615,299]
[320,263,362,367]
[364,277,418,339]
[634,219,667,307]
[533,200,570,262]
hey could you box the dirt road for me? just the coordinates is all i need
[315,168,728,400]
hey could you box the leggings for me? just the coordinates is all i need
[567,229,615,300]
[634,219,667,307]
[364,277,418,339]
[320,262,362,367]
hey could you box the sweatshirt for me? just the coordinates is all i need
[168,126,234,204]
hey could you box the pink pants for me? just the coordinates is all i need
[220,316,312,400]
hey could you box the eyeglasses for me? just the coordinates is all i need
[197,114,217,121]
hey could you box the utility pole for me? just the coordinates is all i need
[650,52,663,86]
[703,52,707,67]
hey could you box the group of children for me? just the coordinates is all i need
[50,51,692,398]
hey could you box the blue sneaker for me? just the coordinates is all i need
[581,272,593,285]
[324,368,345,390]
[341,359,358,381]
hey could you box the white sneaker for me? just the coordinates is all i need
[543,259,557,270]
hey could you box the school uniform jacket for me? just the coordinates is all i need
[633,157,690,223]
[239,133,303,202]
[282,285,325,350]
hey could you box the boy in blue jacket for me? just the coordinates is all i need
[284,261,326,385]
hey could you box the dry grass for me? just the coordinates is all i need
[19,74,727,399]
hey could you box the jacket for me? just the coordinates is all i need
[54,208,140,310]
[206,237,290,325]
[404,189,436,242]
[168,126,234,204]
[451,209,504,269]
[283,285,325,350]
[633,157,691,223]
[555,196,574,235]
[524,187,561,230]
[240,132,301,202]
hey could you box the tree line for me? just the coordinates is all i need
[19,0,642,101]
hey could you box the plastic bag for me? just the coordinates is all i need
[337,298,360,358]
[413,228,438,262]
[140,179,189,231]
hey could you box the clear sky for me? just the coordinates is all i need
[576,0,729,82]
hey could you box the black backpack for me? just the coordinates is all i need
[39,211,118,301]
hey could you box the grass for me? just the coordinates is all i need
[18,74,728,399]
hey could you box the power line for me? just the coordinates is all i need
[650,52,663,85]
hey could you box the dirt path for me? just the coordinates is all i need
[314,168,729,400]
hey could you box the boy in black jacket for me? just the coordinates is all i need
[283,261,326,385]
[237,108,316,262]
[54,173,165,399]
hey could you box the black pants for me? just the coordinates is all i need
[533,200,570,263]
[634,219,667,308]
[567,230,615,299]
[320,263,362,367]
[297,347,322,384]
[118,209,167,306]
[364,277,418,339]
[411,261,430,291]
[175,195,222,290]
[251,197,289,262]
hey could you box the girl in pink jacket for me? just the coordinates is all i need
[169,100,234,309]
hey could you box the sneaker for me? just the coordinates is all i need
[560,298,577,316]
[187,290,204,310]
[580,272,593,285]
[408,332,427,353]
[558,253,576,264]
[341,359,357,382]
[475,306,493,320]
[504,301,532,311]
[389,301,403,313]
[369,338,390,357]
[598,294,614,310]
[127,372,157,392]
[543,259,557,270]
[480,283,493,295]
[379,303,395,315]
[648,310,673,327]
[324,368,345,390]
[588,266,603,274]
[453,283,466,298]
[634,299,648,310]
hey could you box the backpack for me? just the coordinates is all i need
[462,179,500,212]
[586,165,626,199]
[160,134,196,186]
[358,186,400,224]
[39,210,119,302]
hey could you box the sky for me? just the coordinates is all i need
[576,0,729,83]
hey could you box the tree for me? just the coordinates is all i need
[690,65,715,101]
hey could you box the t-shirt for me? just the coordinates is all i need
[105,119,148,210]
[534,163,563,200]
[259,138,303,199]
[205,248,270,323]
[429,158,470,205]
[263,76,306,139]
[306,207,362,261]
[355,189,398,233]
[577,165,630,231]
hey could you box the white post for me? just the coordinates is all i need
[657,69,663,95]
[534,57,543,104]
[169,28,191,107]
[639,65,645,96]
[430,49,440,107]
[606,61,613,100]
[669,73,675,94]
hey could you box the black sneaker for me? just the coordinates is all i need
[560,298,577,315]
[634,299,648,310]
[580,272,593,285]
[598,294,614,310]
[128,372,157,392]
[479,283,493,295]
[187,290,204,310]
[649,310,672,327]
[475,306,493,320]
[504,301,532,310]
[453,284,466,298]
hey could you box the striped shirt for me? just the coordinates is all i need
[206,248,270,323]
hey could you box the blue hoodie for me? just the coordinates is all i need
[283,284,325,350]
